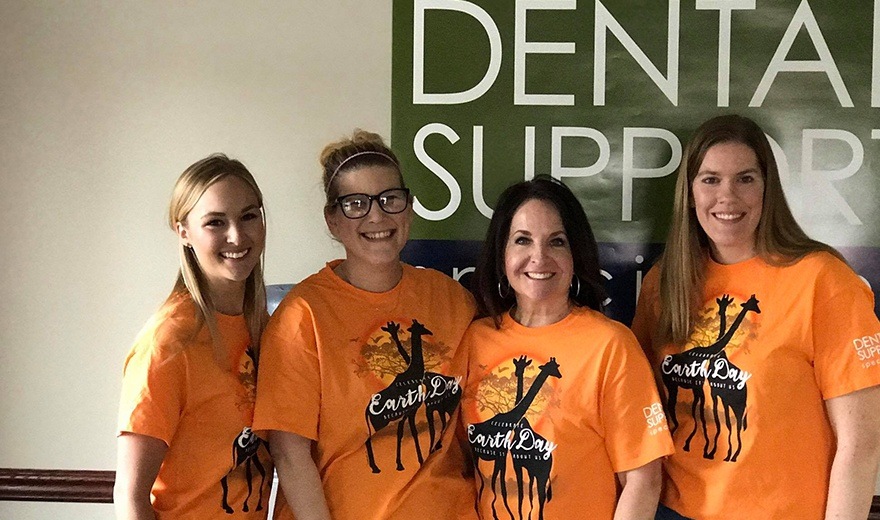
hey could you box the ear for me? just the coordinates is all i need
[176,221,190,247]
[324,208,340,239]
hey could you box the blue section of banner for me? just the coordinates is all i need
[402,240,880,325]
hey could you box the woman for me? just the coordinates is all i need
[631,114,880,520]
[253,130,477,520]
[462,175,673,520]
[115,155,272,519]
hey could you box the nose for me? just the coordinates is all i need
[530,243,549,262]
[718,178,737,200]
[364,198,385,222]
[226,223,241,244]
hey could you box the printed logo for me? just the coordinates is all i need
[853,333,880,368]
[220,427,269,514]
[469,355,560,520]
[660,294,759,463]
[362,319,461,473]
[643,402,669,436]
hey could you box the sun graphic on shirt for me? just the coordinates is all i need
[472,357,559,427]
[685,293,761,354]
[352,319,453,386]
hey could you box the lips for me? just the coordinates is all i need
[525,272,554,280]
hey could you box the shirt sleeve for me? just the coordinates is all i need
[599,327,674,472]
[253,294,321,440]
[117,334,186,446]
[811,257,880,399]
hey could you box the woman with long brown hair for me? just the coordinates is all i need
[632,114,880,520]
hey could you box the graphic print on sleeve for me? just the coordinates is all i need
[468,357,561,520]
[362,319,462,474]
[660,294,760,462]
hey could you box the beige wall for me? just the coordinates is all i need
[0,1,390,517]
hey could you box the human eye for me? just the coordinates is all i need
[204,218,224,228]
[513,235,531,245]
[699,174,719,185]
[550,235,568,247]
[241,210,261,222]
[342,196,367,211]
[739,173,758,184]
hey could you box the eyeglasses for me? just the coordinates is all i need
[332,188,411,219]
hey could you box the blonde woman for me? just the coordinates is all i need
[632,114,880,520]
[253,131,476,520]
[115,155,272,519]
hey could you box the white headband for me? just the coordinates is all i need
[326,151,399,193]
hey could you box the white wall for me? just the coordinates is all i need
[0,1,390,517]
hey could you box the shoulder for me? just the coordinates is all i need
[572,306,638,343]
[136,295,201,356]
[404,264,476,311]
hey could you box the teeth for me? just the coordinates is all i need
[714,213,744,221]
[363,230,392,239]
[221,249,248,259]
[526,272,553,280]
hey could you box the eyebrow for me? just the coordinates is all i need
[697,167,760,176]
[198,205,260,219]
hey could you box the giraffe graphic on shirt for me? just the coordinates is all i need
[660,294,759,459]
[468,358,561,520]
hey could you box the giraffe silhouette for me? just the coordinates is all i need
[510,355,554,520]
[706,295,758,462]
[365,319,430,473]
[220,427,268,514]
[660,294,760,457]
[384,321,462,453]
[468,358,562,520]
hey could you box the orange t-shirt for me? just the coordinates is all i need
[253,261,477,520]
[461,306,674,520]
[631,252,880,520]
[118,294,272,519]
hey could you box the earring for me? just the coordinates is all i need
[570,275,581,298]
[497,277,511,298]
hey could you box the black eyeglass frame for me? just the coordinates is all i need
[331,187,411,219]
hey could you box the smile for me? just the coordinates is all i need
[362,230,394,240]
[712,212,745,222]
[220,249,249,259]
[525,272,554,280]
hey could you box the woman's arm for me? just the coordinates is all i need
[269,430,332,520]
[113,433,167,520]
[825,385,880,520]
[614,458,662,520]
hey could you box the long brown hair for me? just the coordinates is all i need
[658,114,842,344]
[166,154,268,358]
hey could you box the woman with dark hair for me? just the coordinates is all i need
[462,175,673,520]
[115,154,272,519]
[253,130,476,520]
[632,114,880,520]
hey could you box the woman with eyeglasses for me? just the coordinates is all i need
[253,130,477,520]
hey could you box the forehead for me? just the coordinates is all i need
[698,141,760,174]
[509,198,564,232]
[334,165,402,194]
[191,176,259,213]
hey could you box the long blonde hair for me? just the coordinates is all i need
[658,114,843,344]
[166,154,268,358]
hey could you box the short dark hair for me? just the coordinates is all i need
[473,175,606,327]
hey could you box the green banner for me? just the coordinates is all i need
[392,0,880,246]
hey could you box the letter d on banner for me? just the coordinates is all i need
[413,0,502,104]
